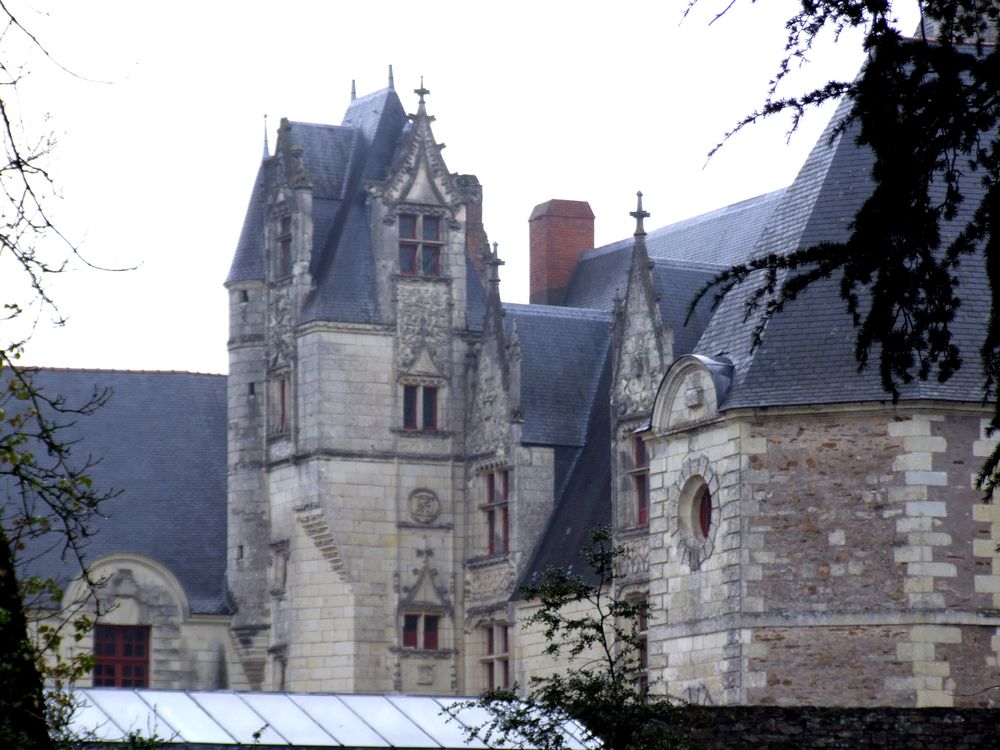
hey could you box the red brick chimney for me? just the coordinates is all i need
[529,199,595,306]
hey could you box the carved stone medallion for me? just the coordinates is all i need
[408,489,441,525]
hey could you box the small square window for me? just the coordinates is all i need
[402,613,440,650]
[402,385,439,432]
[398,213,443,278]
[92,625,150,688]
[483,623,510,690]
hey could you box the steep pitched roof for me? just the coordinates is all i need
[697,99,990,409]
[516,350,613,592]
[227,160,269,284]
[13,369,229,615]
[561,190,785,357]
[226,87,410,328]
[503,304,612,447]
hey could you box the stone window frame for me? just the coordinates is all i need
[401,611,442,651]
[268,644,287,691]
[269,540,290,598]
[92,624,151,688]
[666,455,721,571]
[482,621,511,691]
[268,370,292,437]
[400,378,443,432]
[398,211,445,278]
[482,468,510,557]
[617,424,650,532]
[630,436,650,527]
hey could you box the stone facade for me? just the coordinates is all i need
[66,555,241,691]
[645,356,1000,707]
[48,76,1000,709]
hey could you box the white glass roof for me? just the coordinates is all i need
[68,689,598,748]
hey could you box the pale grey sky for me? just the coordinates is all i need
[4,0,921,374]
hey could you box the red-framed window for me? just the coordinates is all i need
[399,213,443,277]
[484,469,509,556]
[92,624,150,688]
[276,215,292,279]
[402,613,440,650]
[484,623,510,690]
[633,437,649,527]
[403,385,439,431]
[698,485,712,538]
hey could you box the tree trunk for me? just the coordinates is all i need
[0,527,54,750]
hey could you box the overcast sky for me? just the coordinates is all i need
[5,0,921,374]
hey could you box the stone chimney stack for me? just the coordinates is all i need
[529,199,595,305]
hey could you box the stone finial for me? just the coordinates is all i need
[388,64,395,89]
[415,76,430,107]
[487,241,505,287]
[351,79,357,100]
[262,114,269,161]
[630,191,649,237]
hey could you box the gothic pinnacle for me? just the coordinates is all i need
[630,191,649,237]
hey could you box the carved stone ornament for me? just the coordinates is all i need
[467,341,509,456]
[466,562,517,605]
[396,284,450,374]
[408,489,441,525]
[368,111,460,212]
[268,290,295,369]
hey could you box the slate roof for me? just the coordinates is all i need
[562,190,785,309]
[301,89,410,325]
[697,97,990,409]
[10,369,229,615]
[561,191,785,358]
[228,87,490,331]
[503,304,612,447]
[517,349,613,593]
[227,160,269,284]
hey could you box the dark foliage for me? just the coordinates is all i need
[451,528,696,750]
[1,3,116,745]
[692,1,1000,498]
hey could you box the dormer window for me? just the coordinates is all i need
[399,213,442,277]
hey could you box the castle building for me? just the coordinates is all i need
[25,73,1000,707]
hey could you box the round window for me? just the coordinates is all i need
[697,485,712,538]
[670,460,718,570]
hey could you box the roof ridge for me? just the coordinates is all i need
[503,303,611,320]
[285,120,351,131]
[22,366,226,377]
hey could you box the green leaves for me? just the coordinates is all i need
[453,527,696,750]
